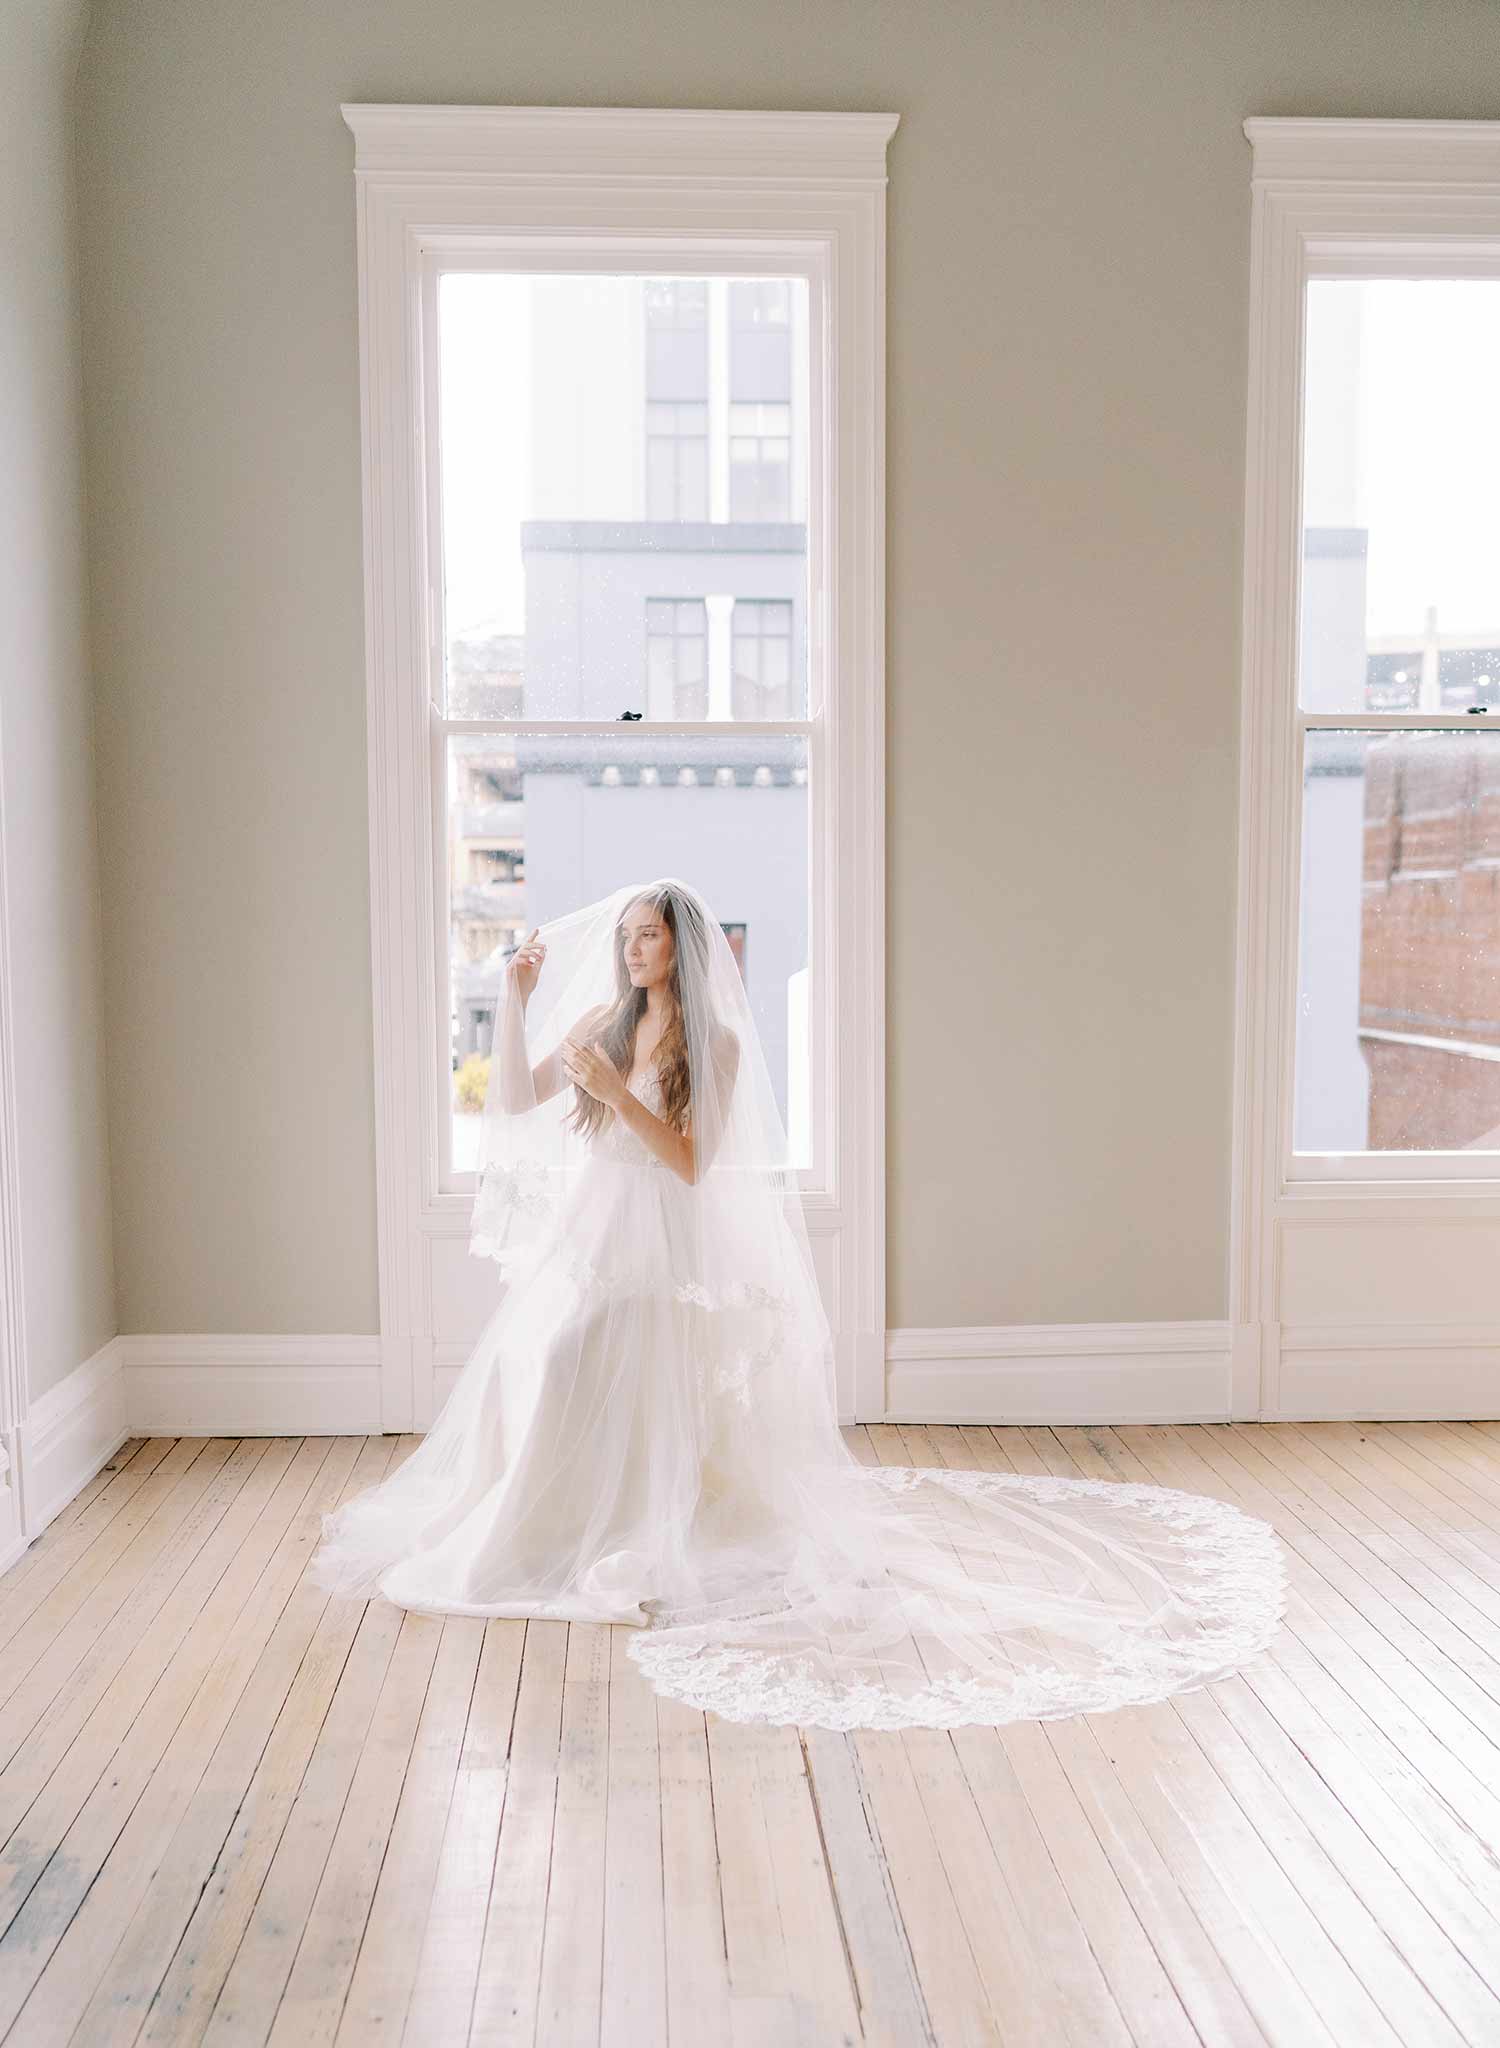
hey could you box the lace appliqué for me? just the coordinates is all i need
[713,1337,784,1411]
[626,1466,1289,1732]
[469,1153,557,1264]
[476,1156,552,1220]
[673,1278,794,1409]
[550,1246,607,1300]
[673,1278,794,1315]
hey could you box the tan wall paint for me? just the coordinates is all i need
[2,0,116,1396]
[74,0,1500,1336]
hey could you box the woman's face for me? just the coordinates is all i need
[621,903,675,991]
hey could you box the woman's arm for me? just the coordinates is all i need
[563,1026,740,1184]
[493,934,604,1116]
[607,1085,695,1181]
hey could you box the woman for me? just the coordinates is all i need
[311,878,1285,1730]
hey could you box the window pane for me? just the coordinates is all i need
[438,271,810,720]
[1299,279,1500,715]
[1295,728,1500,1153]
[447,730,811,1170]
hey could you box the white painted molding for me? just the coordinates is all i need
[1270,1319,1500,1417]
[0,681,27,1545]
[885,1323,1232,1425]
[340,102,896,1429]
[118,1335,382,1436]
[2,1322,1491,1521]
[1231,116,1500,1424]
[341,103,901,185]
[1244,116,1500,188]
[0,1338,130,1571]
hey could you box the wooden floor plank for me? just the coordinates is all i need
[4,1423,1500,2048]
[262,1604,445,2048]
[1157,1425,1500,1849]
[335,1614,486,2045]
[656,1691,733,2047]
[469,1618,567,2048]
[533,1621,611,2048]
[0,1439,235,1711]
[0,1439,297,1852]
[1174,1428,1500,1929]
[0,1439,174,1641]
[1180,1678,1500,2044]
[801,1728,934,2048]
[962,1429,1282,2048]
[600,1626,667,2048]
[400,1619,525,2045]
[156,1578,406,2048]
[0,1439,370,2048]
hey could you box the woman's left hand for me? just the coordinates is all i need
[563,1037,626,1108]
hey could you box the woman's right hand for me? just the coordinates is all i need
[506,926,546,1005]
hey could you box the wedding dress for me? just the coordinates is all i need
[309,878,1286,1731]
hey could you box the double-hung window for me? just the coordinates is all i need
[1235,117,1500,1421]
[342,104,896,1428]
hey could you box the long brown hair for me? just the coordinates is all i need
[565,887,696,1140]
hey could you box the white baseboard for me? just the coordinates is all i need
[7,1322,1490,1547]
[118,1335,382,1436]
[109,1322,1238,1435]
[1271,1322,1500,1419]
[1,1337,131,1567]
[883,1321,1232,1424]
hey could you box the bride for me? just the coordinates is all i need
[310,877,1285,1730]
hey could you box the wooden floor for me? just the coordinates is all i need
[2,1422,1499,2046]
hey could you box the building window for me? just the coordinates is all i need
[730,280,791,395]
[728,402,791,522]
[732,599,795,719]
[645,280,709,520]
[729,279,792,523]
[646,598,709,719]
[645,402,709,522]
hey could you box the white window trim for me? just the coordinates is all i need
[1232,117,1500,1414]
[341,103,898,1428]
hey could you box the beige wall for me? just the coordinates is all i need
[2,0,116,1399]
[73,0,1500,1338]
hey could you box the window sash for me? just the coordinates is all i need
[1282,243,1500,1185]
[423,249,825,1195]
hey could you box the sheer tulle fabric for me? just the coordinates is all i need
[310,886,1286,1730]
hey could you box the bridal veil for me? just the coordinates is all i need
[315,877,1285,1731]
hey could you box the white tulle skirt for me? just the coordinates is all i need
[310,1154,1286,1731]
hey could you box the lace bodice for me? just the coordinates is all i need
[591,1065,668,1165]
